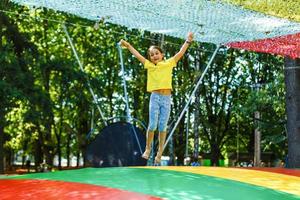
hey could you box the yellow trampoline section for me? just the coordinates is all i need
[138,166,300,196]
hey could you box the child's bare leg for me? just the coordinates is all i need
[155,131,167,164]
[142,131,155,159]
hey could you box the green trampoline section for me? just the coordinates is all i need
[1,167,300,200]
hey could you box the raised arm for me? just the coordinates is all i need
[173,32,194,63]
[120,39,146,64]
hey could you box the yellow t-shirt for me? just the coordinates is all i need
[144,57,177,92]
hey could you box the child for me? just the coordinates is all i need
[120,32,194,164]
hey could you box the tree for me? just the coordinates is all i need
[0,2,37,173]
[284,58,300,168]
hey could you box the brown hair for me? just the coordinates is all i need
[147,45,164,60]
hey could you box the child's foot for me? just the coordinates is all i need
[142,149,150,160]
[154,155,161,164]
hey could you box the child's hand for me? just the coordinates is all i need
[120,39,130,48]
[187,32,194,43]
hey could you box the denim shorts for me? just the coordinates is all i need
[148,92,171,132]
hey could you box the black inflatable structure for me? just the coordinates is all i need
[85,121,147,167]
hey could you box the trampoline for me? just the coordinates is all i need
[1,167,300,200]
[1,1,300,199]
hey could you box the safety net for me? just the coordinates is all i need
[11,0,300,58]
[86,122,147,167]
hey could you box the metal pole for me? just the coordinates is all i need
[117,44,131,122]
[62,24,107,126]
[236,121,239,165]
[117,43,142,154]
[163,45,220,151]
[254,61,262,167]
[254,111,261,167]
[185,108,189,158]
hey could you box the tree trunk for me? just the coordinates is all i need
[168,136,175,165]
[284,57,300,168]
[76,151,80,167]
[210,143,221,166]
[254,111,261,167]
[44,122,54,168]
[193,90,200,161]
[176,117,185,165]
[76,96,89,167]
[34,144,43,171]
[57,95,63,170]
[57,135,62,169]
[34,125,44,171]
[66,133,71,167]
[0,4,4,175]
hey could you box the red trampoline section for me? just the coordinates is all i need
[0,179,162,200]
[245,167,300,177]
[226,32,300,59]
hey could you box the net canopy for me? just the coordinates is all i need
[222,0,300,22]
[11,0,300,58]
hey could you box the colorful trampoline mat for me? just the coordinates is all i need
[1,166,300,200]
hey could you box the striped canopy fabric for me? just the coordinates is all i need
[11,0,300,58]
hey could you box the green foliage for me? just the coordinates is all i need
[0,2,288,168]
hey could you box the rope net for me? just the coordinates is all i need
[11,0,300,57]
